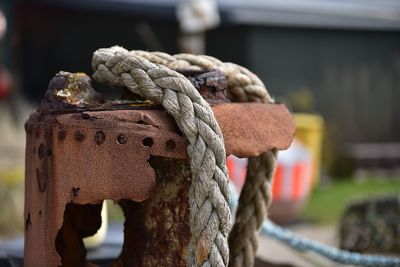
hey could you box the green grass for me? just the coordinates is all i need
[300,177,400,225]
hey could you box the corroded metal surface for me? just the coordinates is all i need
[24,109,188,267]
[213,103,295,157]
[113,157,191,267]
[179,69,228,104]
[24,69,295,267]
[39,72,104,112]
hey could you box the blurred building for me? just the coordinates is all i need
[5,0,400,175]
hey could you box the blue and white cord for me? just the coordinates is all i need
[230,185,400,267]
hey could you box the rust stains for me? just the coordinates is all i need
[212,103,295,158]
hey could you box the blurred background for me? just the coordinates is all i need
[0,0,399,266]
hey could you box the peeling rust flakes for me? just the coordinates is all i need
[136,157,191,267]
[179,69,228,104]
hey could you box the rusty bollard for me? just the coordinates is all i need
[24,71,294,267]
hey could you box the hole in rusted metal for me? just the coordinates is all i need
[74,130,85,142]
[58,129,67,141]
[94,131,106,145]
[71,187,80,198]
[38,144,45,159]
[142,137,153,147]
[81,113,91,120]
[117,134,127,145]
[165,140,176,151]
[46,149,53,157]
[39,210,42,215]
[55,202,104,267]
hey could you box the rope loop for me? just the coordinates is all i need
[92,46,275,267]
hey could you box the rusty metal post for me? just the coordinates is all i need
[24,71,294,267]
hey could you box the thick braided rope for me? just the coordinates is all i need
[92,46,276,267]
[120,50,274,103]
[91,46,231,267]
[127,48,277,267]
[229,151,277,267]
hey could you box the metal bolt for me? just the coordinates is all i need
[117,134,127,144]
[74,130,85,142]
[94,131,106,145]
